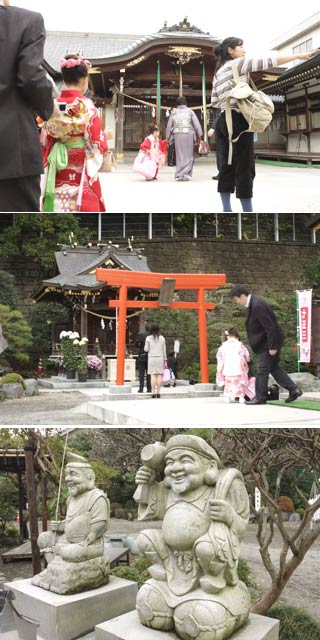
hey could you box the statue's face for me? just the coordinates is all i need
[164,449,208,494]
[65,466,90,496]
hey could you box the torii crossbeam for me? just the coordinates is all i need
[96,269,226,385]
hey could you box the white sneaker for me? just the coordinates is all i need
[223,396,231,403]
[239,397,245,404]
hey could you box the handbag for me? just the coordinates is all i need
[99,151,116,173]
[133,151,157,180]
[162,367,171,383]
[198,140,211,155]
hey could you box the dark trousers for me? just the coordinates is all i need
[215,111,255,199]
[138,358,151,392]
[255,350,296,402]
[0,175,41,212]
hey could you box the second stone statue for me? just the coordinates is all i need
[134,434,251,640]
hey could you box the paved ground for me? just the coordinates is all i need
[1,388,320,426]
[100,153,320,213]
[1,521,319,624]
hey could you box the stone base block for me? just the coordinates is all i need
[95,611,279,640]
[5,576,138,640]
[109,386,133,395]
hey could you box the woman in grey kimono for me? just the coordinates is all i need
[144,323,167,398]
[166,96,203,181]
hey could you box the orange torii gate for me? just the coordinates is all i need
[96,269,226,386]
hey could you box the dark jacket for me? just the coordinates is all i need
[0,6,53,180]
[136,330,150,360]
[245,295,285,354]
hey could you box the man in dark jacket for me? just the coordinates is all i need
[0,1,54,212]
[231,285,302,405]
[136,322,152,393]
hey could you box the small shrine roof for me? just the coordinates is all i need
[35,245,151,297]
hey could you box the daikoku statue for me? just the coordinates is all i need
[134,435,251,640]
[32,452,110,594]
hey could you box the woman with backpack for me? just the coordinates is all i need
[211,38,319,213]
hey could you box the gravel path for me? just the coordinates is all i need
[1,521,319,620]
[0,392,104,425]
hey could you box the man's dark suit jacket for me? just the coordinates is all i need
[245,294,285,354]
[0,5,53,180]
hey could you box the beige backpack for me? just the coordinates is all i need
[225,60,275,164]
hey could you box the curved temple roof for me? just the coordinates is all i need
[44,21,220,74]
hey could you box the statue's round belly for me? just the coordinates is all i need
[162,502,209,550]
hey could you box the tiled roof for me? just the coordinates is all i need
[44,30,219,72]
[40,246,151,292]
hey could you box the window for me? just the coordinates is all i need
[293,38,313,55]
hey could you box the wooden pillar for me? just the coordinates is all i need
[116,93,124,162]
[17,469,24,544]
[197,288,209,383]
[24,432,41,575]
[116,285,127,386]
[80,308,88,339]
[40,472,48,533]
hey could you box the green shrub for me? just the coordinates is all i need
[0,523,20,547]
[110,555,152,588]
[237,558,254,588]
[0,373,26,390]
[269,604,320,640]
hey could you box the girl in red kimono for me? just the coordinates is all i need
[139,124,167,180]
[40,53,107,212]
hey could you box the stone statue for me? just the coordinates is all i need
[32,452,110,594]
[134,435,251,640]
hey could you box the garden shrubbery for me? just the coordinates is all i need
[269,604,320,640]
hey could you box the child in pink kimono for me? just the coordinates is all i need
[216,327,255,403]
[140,124,167,180]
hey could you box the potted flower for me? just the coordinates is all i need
[60,331,80,379]
[87,355,102,379]
[77,338,89,382]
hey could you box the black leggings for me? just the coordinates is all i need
[215,111,255,199]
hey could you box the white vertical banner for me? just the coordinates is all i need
[255,487,261,512]
[297,289,313,363]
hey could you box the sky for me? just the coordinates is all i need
[11,1,320,53]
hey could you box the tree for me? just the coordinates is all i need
[0,304,32,365]
[198,428,320,616]
[0,214,94,271]
[0,476,19,533]
[28,302,71,356]
[0,271,17,308]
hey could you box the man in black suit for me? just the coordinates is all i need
[0,1,54,212]
[136,322,152,393]
[231,285,302,405]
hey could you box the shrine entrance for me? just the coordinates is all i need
[96,269,226,385]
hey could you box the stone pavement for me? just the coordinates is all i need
[100,153,320,214]
[74,389,320,426]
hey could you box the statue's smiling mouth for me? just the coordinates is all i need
[172,473,186,482]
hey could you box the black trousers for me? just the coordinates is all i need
[0,175,41,212]
[255,350,296,402]
[215,111,255,199]
[138,358,151,392]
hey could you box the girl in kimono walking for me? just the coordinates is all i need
[216,327,255,403]
[40,53,107,212]
[139,124,167,180]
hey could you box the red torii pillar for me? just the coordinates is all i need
[96,269,226,386]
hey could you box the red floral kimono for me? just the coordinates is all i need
[41,90,107,212]
[139,135,167,179]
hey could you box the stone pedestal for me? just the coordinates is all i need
[5,576,138,640]
[95,611,279,640]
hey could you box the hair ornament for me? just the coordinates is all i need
[60,56,91,69]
